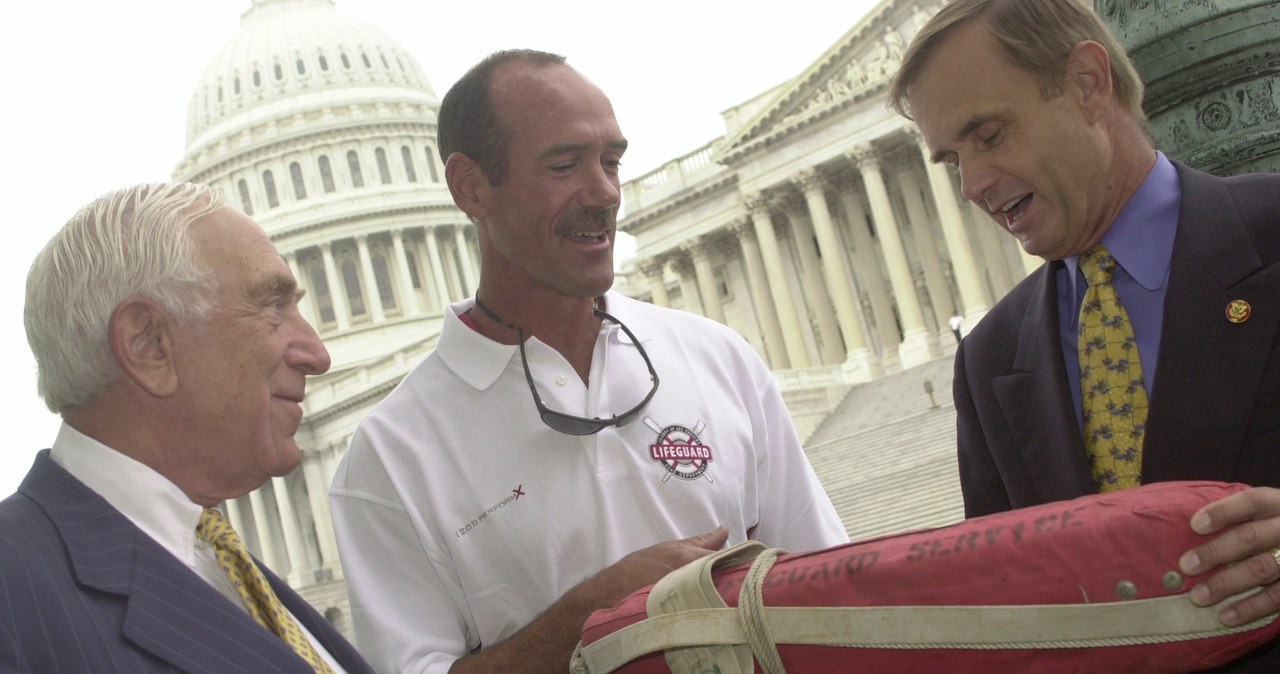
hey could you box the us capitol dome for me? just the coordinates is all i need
[172,0,476,633]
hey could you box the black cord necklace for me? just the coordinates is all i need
[472,297,521,334]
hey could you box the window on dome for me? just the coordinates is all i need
[396,56,405,71]
[401,146,417,182]
[320,55,329,71]
[254,70,261,87]
[424,146,440,182]
[263,171,279,208]
[361,53,371,68]
[380,54,389,68]
[237,179,253,216]
[234,78,241,95]
[347,151,365,188]
[319,156,335,193]
[310,267,335,324]
[341,53,351,69]
[290,162,307,200]
[375,148,391,185]
[275,63,283,81]
[406,251,422,289]
[342,259,366,316]
[217,86,223,103]
[373,254,397,310]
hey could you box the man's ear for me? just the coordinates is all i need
[445,152,492,221]
[108,297,178,398]
[1067,40,1114,122]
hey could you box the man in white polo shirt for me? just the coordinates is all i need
[329,49,848,674]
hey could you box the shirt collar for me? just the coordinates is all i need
[1065,151,1180,291]
[437,291,648,392]
[48,422,204,566]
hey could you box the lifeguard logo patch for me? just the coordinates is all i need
[643,417,714,483]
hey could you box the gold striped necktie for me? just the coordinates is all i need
[1078,243,1148,492]
[197,507,335,673]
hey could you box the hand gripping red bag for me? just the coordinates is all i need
[572,481,1280,673]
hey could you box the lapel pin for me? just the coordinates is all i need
[1226,299,1251,324]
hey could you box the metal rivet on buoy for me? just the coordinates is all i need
[1163,571,1184,591]
[1116,580,1138,600]
[1226,299,1251,324]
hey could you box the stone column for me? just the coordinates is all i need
[423,228,454,307]
[912,129,990,326]
[781,196,844,366]
[744,193,811,369]
[891,153,953,333]
[965,201,1016,298]
[319,242,351,330]
[454,225,479,296]
[686,239,725,324]
[248,488,285,572]
[849,145,937,368]
[284,251,318,327]
[356,235,386,322]
[391,229,422,315]
[835,179,899,369]
[730,219,787,369]
[271,475,307,584]
[302,453,340,572]
[794,169,877,380]
[639,259,670,307]
[669,254,704,315]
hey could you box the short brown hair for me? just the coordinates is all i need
[437,49,566,186]
[888,0,1145,122]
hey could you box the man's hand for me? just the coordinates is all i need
[1179,487,1280,626]
[449,526,729,674]
[569,526,730,611]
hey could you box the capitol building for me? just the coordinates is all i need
[174,0,1034,635]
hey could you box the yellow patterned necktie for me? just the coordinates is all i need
[1078,244,1148,492]
[197,508,335,674]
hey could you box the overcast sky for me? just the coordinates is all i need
[0,0,883,496]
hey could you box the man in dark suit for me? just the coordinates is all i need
[2,182,375,673]
[887,0,1280,665]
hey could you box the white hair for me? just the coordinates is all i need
[25,182,227,413]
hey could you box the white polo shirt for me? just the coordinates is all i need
[330,292,847,674]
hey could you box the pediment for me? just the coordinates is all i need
[720,0,938,162]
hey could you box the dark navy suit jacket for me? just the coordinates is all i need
[0,450,376,674]
[955,164,1280,671]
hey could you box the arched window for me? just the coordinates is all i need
[373,254,396,310]
[424,146,440,182]
[401,146,417,182]
[361,52,371,68]
[234,77,241,95]
[375,148,391,184]
[296,58,306,75]
[318,155,335,193]
[319,55,329,71]
[263,170,279,208]
[340,52,350,69]
[347,150,364,188]
[237,179,253,216]
[341,259,366,316]
[406,251,422,288]
[309,267,335,324]
[290,162,307,200]
[253,70,261,87]
[274,63,283,81]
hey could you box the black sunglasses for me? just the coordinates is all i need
[517,309,660,435]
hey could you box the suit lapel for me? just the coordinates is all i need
[1143,165,1280,482]
[991,265,1096,501]
[24,452,312,674]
